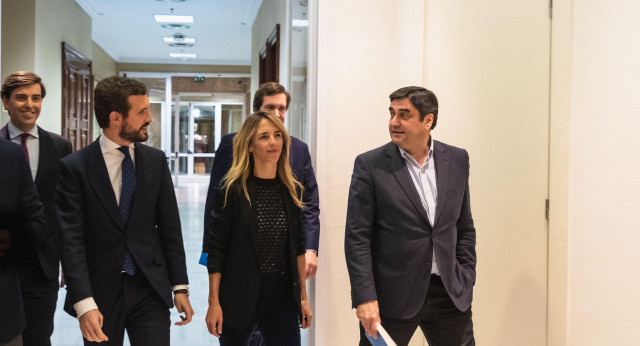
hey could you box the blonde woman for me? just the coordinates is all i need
[205,112,312,345]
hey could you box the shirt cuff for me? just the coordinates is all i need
[172,284,188,291]
[74,297,98,319]
[306,249,317,255]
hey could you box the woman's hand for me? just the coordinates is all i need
[205,303,223,337]
[300,298,313,329]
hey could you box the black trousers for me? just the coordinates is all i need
[220,279,300,346]
[84,272,170,346]
[359,275,474,346]
[18,256,58,346]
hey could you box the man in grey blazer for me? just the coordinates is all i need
[345,87,476,346]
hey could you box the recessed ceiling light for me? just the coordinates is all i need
[154,15,194,23]
[292,19,309,27]
[163,36,196,43]
[170,52,197,58]
[161,24,191,29]
[169,43,195,48]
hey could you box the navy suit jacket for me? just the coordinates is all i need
[0,139,45,342]
[56,139,188,317]
[203,133,320,253]
[1,125,72,280]
[345,141,476,319]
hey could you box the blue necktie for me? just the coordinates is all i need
[117,146,136,275]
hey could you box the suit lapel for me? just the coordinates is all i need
[385,143,431,227]
[35,127,54,185]
[127,144,150,230]
[433,141,449,226]
[86,139,125,231]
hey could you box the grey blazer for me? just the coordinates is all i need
[345,141,476,319]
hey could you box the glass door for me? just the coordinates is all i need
[171,101,244,176]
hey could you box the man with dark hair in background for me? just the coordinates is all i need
[202,82,320,345]
[56,76,194,345]
[345,86,476,345]
[0,71,72,345]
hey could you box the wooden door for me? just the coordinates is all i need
[424,0,551,344]
[62,42,93,151]
[259,24,280,84]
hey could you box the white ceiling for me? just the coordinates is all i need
[75,0,262,65]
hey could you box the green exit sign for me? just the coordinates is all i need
[194,76,205,83]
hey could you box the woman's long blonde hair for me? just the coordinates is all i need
[221,112,304,208]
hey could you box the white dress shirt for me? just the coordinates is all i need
[8,122,39,180]
[398,136,440,275]
[74,134,186,318]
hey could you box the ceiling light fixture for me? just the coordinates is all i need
[169,52,197,58]
[161,24,191,29]
[163,34,196,43]
[154,15,194,23]
[169,43,195,47]
[292,19,309,27]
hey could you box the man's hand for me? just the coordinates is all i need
[173,293,194,326]
[356,300,381,339]
[0,229,10,257]
[300,298,313,329]
[205,304,223,337]
[305,250,318,279]
[79,309,108,342]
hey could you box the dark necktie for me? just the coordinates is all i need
[20,133,30,163]
[117,146,136,275]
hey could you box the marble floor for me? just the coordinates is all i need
[51,176,309,345]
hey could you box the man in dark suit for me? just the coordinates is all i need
[56,76,194,345]
[1,71,72,345]
[0,139,46,345]
[345,87,476,346]
[202,82,320,277]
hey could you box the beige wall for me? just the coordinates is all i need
[1,0,37,125]
[33,0,92,134]
[560,0,640,344]
[251,0,287,96]
[314,0,426,344]
[0,0,91,133]
[92,41,117,81]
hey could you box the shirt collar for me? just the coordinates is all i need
[398,136,434,167]
[7,122,39,139]
[99,133,134,154]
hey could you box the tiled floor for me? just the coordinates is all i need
[51,177,309,345]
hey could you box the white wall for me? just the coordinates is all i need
[314,0,425,344]
[251,0,288,96]
[563,0,640,344]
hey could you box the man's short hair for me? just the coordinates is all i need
[389,86,439,129]
[252,82,291,112]
[94,76,147,128]
[1,71,46,100]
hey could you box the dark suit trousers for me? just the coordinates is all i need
[84,272,170,346]
[18,252,58,346]
[359,275,474,346]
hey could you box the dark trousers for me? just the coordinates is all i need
[18,257,58,346]
[220,280,300,346]
[84,272,170,346]
[359,275,474,346]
